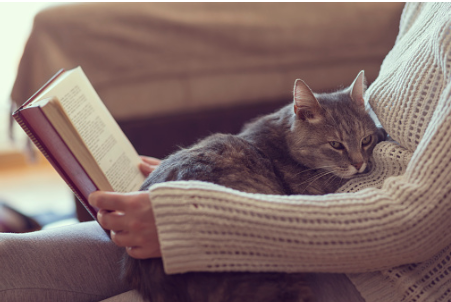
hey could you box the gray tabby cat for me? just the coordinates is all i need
[122,71,386,302]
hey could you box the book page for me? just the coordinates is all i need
[39,67,145,193]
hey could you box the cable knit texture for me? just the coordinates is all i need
[148,3,451,301]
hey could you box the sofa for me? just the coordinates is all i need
[10,3,405,222]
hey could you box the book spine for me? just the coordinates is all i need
[13,109,99,221]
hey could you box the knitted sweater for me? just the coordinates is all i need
[148,3,451,301]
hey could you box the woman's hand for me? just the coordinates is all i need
[88,155,162,259]
[139,156,161,177]
[89,191,161,259]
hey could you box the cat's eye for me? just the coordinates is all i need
[362,135,372,146]
[329,141,344,150]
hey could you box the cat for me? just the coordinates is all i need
[122,70,386,302]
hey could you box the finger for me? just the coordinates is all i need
[139,162,158,176]
[126,245,161,259]
[110,230,134,247]
[89,191,128,212]
[140,156,161,166]
[111,230,148,249]
[97,208,126,231]
[126,246,147,259]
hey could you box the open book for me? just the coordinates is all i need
[13,66,146,220]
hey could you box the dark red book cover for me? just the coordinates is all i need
[12,70,100,221]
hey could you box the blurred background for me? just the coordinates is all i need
[0,3,76,229]
[1,3,58,152]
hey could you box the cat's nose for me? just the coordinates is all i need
[352,162,364,171]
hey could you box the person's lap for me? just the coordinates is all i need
[0,220,364,302]
[0,221,130,302]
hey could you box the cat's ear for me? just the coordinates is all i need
[293,79,322,122]
[349,70,367,108]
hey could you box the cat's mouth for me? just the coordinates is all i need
[335,163,368,179]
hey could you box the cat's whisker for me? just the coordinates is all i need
[298,171,328,185]
[300,170,335,194]
[324,173,339,188]
[299,170,334,186]
[293,165,339,177]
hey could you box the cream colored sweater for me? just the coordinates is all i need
[148,3,451,301]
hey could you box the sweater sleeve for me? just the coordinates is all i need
[148,80,451,275]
